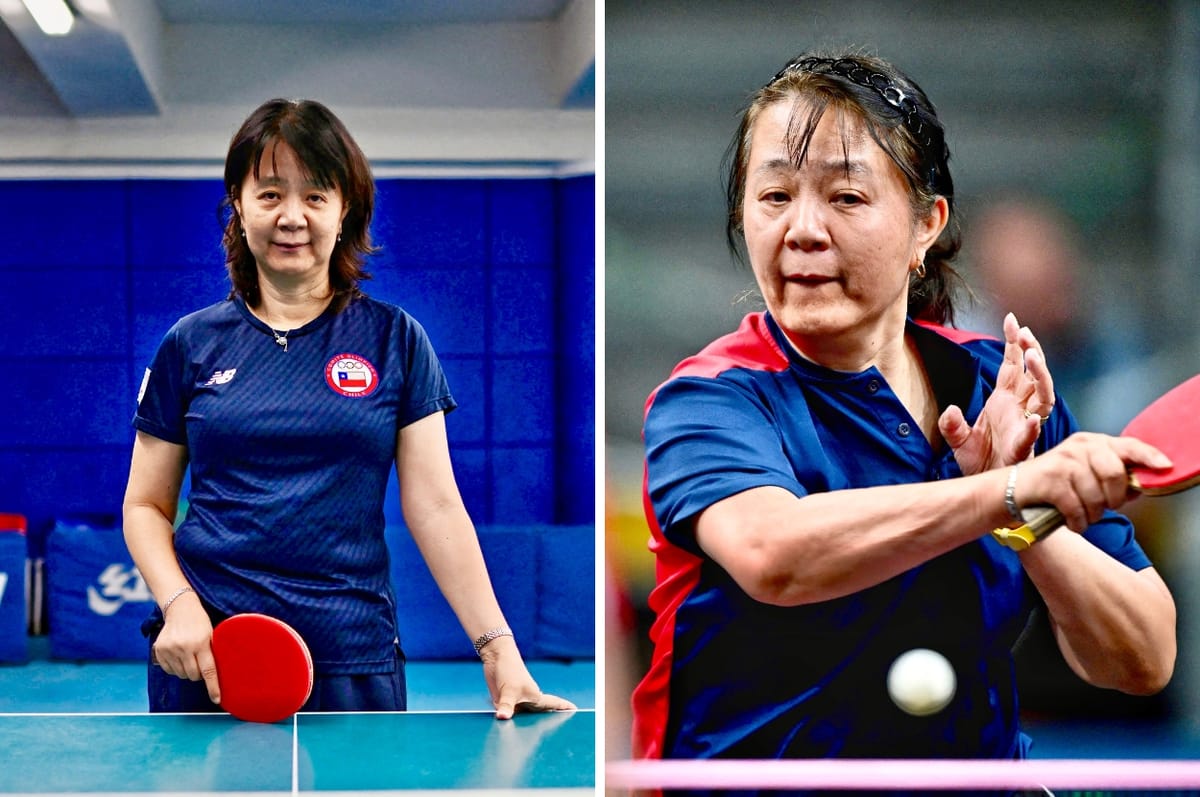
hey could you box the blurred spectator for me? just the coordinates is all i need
[960,195,1166,435]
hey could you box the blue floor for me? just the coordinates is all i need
[0,637,595,714]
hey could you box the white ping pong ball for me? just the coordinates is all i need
[886,648,956,716]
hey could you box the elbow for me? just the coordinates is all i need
[1120,645,1176,696]
[728,544,814,607]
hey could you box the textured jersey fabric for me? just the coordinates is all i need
[633,311,1149,762]
[134,295,456,674]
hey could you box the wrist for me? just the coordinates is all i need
[160,586,195,617]
[1003,464,1024,525]
[472,626,514,658]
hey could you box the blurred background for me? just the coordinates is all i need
[0,0,595,711]
[606,0,1200,761]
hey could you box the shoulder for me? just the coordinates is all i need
[176,299,239,327]
[645,312,789,420]
[162,300,241,346]
[345,294,426,331]
[915,320,999,347]
[670,312,790,381]
[914,320,1006,373]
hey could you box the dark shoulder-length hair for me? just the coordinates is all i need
[724,51,965,325]
[220,98,376,311]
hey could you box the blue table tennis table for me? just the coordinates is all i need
[0,710,594,794]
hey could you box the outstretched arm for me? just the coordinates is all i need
[396,411,575,718]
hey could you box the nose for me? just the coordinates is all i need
[277,194,308,230]
[782,195,830,252]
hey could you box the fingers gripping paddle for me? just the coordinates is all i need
[993,374,1200,551]
[211,613,313,723]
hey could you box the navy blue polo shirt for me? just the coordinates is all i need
[633,311,1148,762]
[134,295,456,674]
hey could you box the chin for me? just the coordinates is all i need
[771,303,852,338]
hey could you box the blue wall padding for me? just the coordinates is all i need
[555,176,596,525]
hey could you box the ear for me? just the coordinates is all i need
[914,195,949,259]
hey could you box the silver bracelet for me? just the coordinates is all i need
[160,586,194,617]
[472,626,513,656]
[1004,464,1024,523]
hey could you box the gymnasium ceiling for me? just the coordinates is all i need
[0,0,594,167]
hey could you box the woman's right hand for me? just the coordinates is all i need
[1013,432,1172,532]
[152,595,221,704]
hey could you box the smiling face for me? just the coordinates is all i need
[741,99,946,362]
[234,139,348,288]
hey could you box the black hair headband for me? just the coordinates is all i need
[772,56,950,196]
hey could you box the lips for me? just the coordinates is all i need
[784,274,838,285]
[273,242,308,251]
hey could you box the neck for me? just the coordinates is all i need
[780,310,910,376]
[254,275,334,331]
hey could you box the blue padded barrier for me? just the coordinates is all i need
[46,519,152,660]
[533,525,595,659]
[0,514,28,662]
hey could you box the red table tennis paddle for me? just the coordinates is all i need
[992,373,1200,551]
[211,613,313,723]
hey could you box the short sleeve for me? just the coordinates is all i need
[644,375,806,553]
[396,314,457,428]
[1040,393,1151,571]
[133,325,189,445]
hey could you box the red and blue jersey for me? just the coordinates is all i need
[634,311,1148,762]
[134,295,455,674]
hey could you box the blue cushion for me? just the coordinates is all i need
[533,525,595,658]
[46,520,153,660]
[0,529,27,662]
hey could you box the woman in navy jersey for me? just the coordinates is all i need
[122,98,574,718]
[633,51,1176,773]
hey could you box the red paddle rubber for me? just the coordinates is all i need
[211,613,314,723]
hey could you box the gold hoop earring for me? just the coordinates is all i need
[914,261,927,279]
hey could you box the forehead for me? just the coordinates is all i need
[247,140,305,180]
[747,99,887,174]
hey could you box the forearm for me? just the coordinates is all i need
[404,500,508,641]
[122,502,193,608]
[1021,530,1176,694]
[697,468,1015,606]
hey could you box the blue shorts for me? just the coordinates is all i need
[143,608,407,713]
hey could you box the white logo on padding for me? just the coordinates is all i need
[86,564,153,616]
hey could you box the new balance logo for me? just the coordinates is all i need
[203,368,238,386]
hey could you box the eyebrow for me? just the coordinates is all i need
[251,175,329,191]
[755,157,873,178]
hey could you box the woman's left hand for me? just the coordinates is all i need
[939,313,1055,476]
[480,636,577,719]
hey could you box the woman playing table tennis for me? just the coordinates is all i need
[121,98,573,719]
[633,51,1176,771]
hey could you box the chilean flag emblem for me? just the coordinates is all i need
[325,353,379,398]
